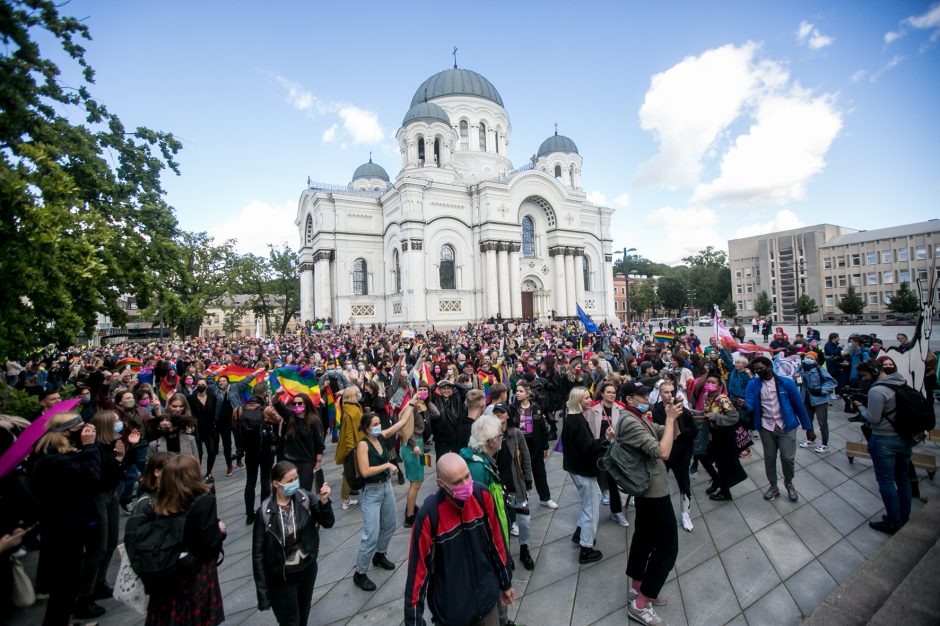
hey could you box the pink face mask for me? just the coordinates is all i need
[292,405,306,414]
[704,383,719,393]
[417,390,429,400]
[448,481,474,502]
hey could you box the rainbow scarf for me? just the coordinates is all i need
[269,366,321,404]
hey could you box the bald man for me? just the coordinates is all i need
[404,453,514,626]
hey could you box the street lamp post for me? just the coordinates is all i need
[623,247,637,324]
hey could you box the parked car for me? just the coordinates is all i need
[697,315,712,327]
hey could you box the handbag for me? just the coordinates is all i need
[113,543,149,614]
[10,554,35,609]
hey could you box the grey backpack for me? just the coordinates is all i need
[597,414,656,496]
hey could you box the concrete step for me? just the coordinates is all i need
[869,537,940,625]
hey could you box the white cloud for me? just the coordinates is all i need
[733,209,805,239]
[613,192,631,207]
[273,75,384,146]
[586,191,608,206]
[850,69,867,83]
[209,200,297,256]
[884,3,940,44]
[870,55,903,82]
[693,91,843,205]
[796,21,834,49]
[645,206,723,263]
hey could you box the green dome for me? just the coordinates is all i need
[402,101,451,126]
[537,133,579,157]
[411,68,504,107]
[352,159,389,182]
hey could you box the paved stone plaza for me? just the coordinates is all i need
[10,395,940,626]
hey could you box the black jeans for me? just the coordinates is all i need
[243,433,275,516]
[268,562,318,626]
[81,489,119,596]
[197,419,219,475]
[597,471,624,514]
[627,495,678,600]
[694,453,720,486]
[524,436,550,501]
[292,458,316,492]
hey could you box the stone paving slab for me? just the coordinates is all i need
[9,401,940,626]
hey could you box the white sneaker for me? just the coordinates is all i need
[540,499,558,510]
[511,522,519,536]
[342,499,358,510]
[13,548,27,559]
[680,511,694,533]
[629,588,668,606]
[601,490,610,505]
[628,598,664,625]
[798,440,815,448]
[610,512,629,527]
[814,444,830,453]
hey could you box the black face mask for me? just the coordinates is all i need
[757,369,774,381]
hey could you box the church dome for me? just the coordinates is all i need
[402,101,451,127]
[537,132,579,157]
[352,158,389,182]
[410,68,504,107]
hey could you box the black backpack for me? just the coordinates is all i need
[874,382,936,442]
[343,443,365,491]
[129,508,198,595]
[239,404,265,432]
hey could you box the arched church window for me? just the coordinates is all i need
[304,214,313,246]
[433,138,441,166]
[582,256,591,291]
[460,120,469,150]
[440,244,456,290]
[494,131,499,154]
[417,135,425,166]
[569,164,575,187]
[554,164,562,178]
[392,249,401,293]
[521,216,535,258]
[479,122,486,151]
[353,258,368,295]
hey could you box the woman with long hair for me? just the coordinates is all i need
[147,394,199,460]
[512,381,555,509]
[335,385,364,510]
[29,413,102,623]
[135,454,226,626]
[699,373,747,502]
[398,380,439,527]
[351,410,411,591]
[267,392,324,491]
[252,461,334,626]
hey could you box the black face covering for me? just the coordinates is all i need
[758,369,774,381]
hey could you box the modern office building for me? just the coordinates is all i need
[729,220,939,322]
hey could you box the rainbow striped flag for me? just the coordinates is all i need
[211,365,266,401]
[477,371,491,403]
[159,375,176,401]
[116,357,142,373]
[326,387,339,443]
[269,366,321,404]
[653,331,675,344]
[420,453,433,468]
[420,363,435,387]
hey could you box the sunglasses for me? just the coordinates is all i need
[291,401,306,406]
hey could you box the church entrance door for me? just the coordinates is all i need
[522,292,534,319]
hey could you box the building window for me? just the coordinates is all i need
[305,215,313,246]
[433,138,441,166]
[459,120,469,150]
[838,276,847,287]
[898,247,909,262]
[736,285,743,294]
[521,216,536,257]
[582,256,591,291]
[851,254,860,267]
[867,272,878,285]
[881,250,893,263]
[417,135,425,165]
[867,293,879,305]
[745,300,754,310]
[737,301,744,311]
[554,164,562,178]
[884,291,894,305]
[735,270,742,279]
[824,257,832,269]
[935,245,940,258]
[866,252,877,265]
[915,245,927,260]
[353,258,368,295]
[746,284,753,293]
[569,165,575,186]
[745,267,752,277]
[479,122,486,151]
[837,257,846,268]
[440,244,456,290]
[392,249,401,293]
[825,277,833,288]
[494,131,499,154]
[882,271,894,284]
[917,268,928,281]
[899,270,911,283]
[851,274,861,287]
[825,295,834,306]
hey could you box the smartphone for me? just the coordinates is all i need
[314,468,325,493]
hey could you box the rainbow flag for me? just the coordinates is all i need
[211,365,266,401]
[326,387,339,443]
[269,366,321,404]
[420,453,433,468]
[420,363,435,387]
[477,371,491,403]
[116,357,142,373]
[159,375,176,401]
[653,331,675,344]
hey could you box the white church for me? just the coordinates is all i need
[296,65,617,326]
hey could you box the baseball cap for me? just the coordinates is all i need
[620,381,650,397]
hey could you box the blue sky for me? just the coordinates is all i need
[46,0,940,264]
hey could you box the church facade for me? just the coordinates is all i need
[296,66,617,326]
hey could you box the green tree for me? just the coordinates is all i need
[613,254,672,278]
[629,280,658,318]
[681,246,728,270]
[795,294,819,323]
[657,277,686,315]
[837,285,866,316]
[754,291,773,317]
[233,253,275,334]
[0,0,182,358]
[887,282,920,315]
[221,305,244,338]
[267,244,301,334]
[720,296,738,319]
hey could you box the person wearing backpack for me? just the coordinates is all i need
[335,385,364,510]
[237,383,281,526]
[855,360,914,535]
[618,381,681,626]
[252,460,334,626]
[128,454,226,625]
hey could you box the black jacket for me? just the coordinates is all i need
[511,400,549,451]
[252,490,334,610]
[561,412,606,477]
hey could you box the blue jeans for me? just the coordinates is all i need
[506,492,530,546]
[356,480,397,574]
[570,473,600,548]
[867,433,912,529]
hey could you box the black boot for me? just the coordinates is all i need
[372,552,396,570]
[705,480,719,495]
[353,571,376,591]
[571,526,581,545]
[72,598,106,619]
[578,546,603,564]
[91,582,114,601]
[519,544,535,570]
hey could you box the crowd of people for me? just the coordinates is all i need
[0,317,935,626]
